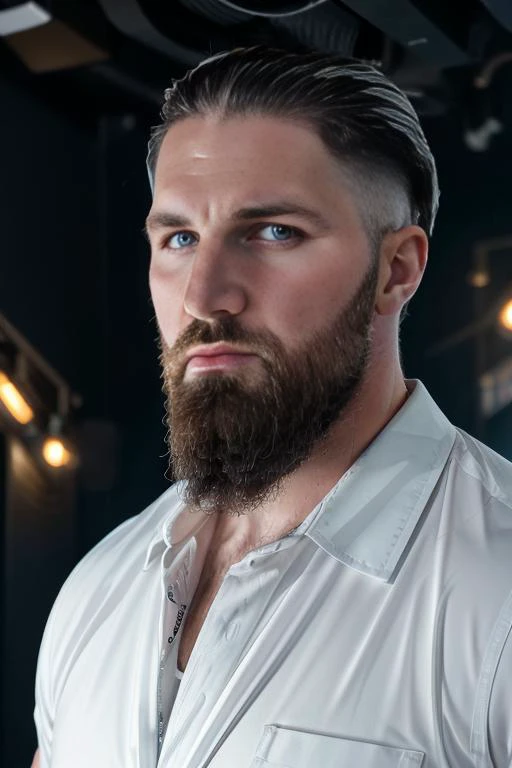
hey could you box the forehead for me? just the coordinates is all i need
[152,114,359,214]
[156,113,325,166]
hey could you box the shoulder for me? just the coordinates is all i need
[34,485,182,760]
[428,426,512,681]
[59,485,179,597]
[438,429,512,759]
[452,427,512,509]
[402,426,512,764]
[37,485,181,684]
[446,428,512,576]
[444,428,512,548]
[434,428,512,597]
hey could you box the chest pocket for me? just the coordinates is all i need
[250,725,425,768]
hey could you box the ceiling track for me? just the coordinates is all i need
[336,0,469,68]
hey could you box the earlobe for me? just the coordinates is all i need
[375,226,428,316]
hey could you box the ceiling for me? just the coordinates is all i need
[1,0,512,149]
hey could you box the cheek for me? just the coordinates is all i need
[149,264,186,345]
[264,269,354,343]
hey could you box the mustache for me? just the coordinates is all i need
[161,317,279,364]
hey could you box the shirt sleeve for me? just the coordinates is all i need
[487,591,512,767]
[32,510,146,767]
[33,562,80,768]
[33,600,59,768]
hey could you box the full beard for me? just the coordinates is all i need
[159,258,379,515]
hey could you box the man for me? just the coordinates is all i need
[33,47,512,767]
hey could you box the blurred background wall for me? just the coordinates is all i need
[1,1,512,765]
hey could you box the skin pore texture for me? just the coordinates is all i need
[146,113,428,568]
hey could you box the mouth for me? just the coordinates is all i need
[184,343,259,376]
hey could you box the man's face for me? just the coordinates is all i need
[146,114,379,514]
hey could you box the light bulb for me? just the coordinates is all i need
[0,370,34,424]
[42,437,72,468]
[498,299,512,333]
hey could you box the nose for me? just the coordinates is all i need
[183,242,248,321]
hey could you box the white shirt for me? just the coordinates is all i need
[34,380,512,768]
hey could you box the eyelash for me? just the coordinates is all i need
[161,224,304,251]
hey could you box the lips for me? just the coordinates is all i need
[185,343,252,361]
[184,343,257,375]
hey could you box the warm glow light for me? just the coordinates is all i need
[499,299,512,332]
[0,370,34,424]
[467,270,490,288]
[42,437,72,468]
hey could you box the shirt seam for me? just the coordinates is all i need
[450,450,512,515]
[470,585,512,766]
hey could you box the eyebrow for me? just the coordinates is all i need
[144,201,331,237]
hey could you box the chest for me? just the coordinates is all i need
[158,545,451,768]
[50,532,491,768]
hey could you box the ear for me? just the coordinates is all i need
[375,225,429,316]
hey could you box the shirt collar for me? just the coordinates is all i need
[143,380,456,582]
[303,379,456,581]
[142,485,202,571]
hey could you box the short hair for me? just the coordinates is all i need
[147,46,439,246]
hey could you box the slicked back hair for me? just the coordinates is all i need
[147,46,439,248]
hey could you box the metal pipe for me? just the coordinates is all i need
[0,313,80,418]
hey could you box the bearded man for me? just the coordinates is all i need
[32,47,512,768]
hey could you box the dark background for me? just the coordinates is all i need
[1,1,512,765]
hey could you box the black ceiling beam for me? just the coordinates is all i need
[335,0,470,68]
[480,0,512,32]
[97,0,203,66]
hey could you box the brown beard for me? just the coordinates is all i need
[158,257,379,515]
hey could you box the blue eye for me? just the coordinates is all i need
[167,231,197,249]
[259,224,295,241]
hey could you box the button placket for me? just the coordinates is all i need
[156,541,195,755]
[166,569,235,725]
[160,545,302,768]
[162,544,194,647]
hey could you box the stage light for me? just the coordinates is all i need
[1,314,82,475]
[40,413,77,469]
[498,299,512,333]
[42,436,73,468]
[0,369,34,424]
